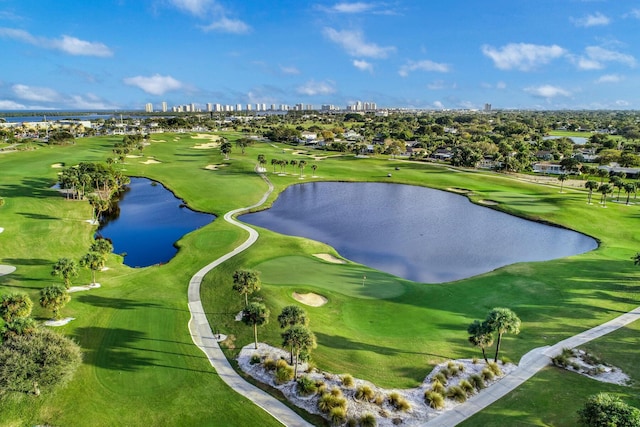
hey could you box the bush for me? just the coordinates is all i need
[330,386,343,398]
[435,372,448,384]
[316,380,327,394]
[578,393,640,426]
[469,374,486,390]
[457,363,465,373]
[355,385,375,401]
[431,378,446,394]
[276,359,289,369]
[346,418,357,427]
[359,413,377,427]
[447,361,456,370]
[446,386,467,403]
[487,361,502,376]
[318,392,347,413]
[250,353,261,364]
[373,393,385,406]
[439,367,452,378]
[329,407,347,426]
[296,376,317,396]
[472,357,479,364]
[481,368,494,381]
[263,357,276,371]
[424,391,445,410]
[458,379,475,395]
[388,392,411,412]
[341,373,354,388]
[275,364,294,384]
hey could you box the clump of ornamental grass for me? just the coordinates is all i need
[424,391,445,410]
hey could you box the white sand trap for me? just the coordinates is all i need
[140,159,161,164]
[205,164,227,170]
[51,163,64,168]
[293,292,328,307]
[68,283,101,293]
[313,253,345,264]
[193,142,220,149]
[154,139,166,142]
[85,219,99,225]
[101,266,110,271]
[479,199,498,206]
[256,167,267,173]
[235,310,243,321]
[193,133,221,141]
[0,227,4,233]
[0,265,16,276]
[125,154,141,158]
[44,317,75,327]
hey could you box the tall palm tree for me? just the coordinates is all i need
[311,164,318,176]
[79,252,106,284]
[242,302,270,349]
[220,140,232,160]
[39,285,70,320]
[485,307,521,363]
[597,168,609,184]
[298,160,307,178]
[281,324,316,377]
[557,173,568,193]
[51,258,79,289]
[271,158,278,173]
[289,159,298,173]
[278,305,309,364]
[624,183,636,205]
[598,183,612,207]
[585,180,598,204]
[467,320,494,363]
[232,269,261,307]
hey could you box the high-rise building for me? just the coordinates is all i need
[236,103,242,111]
[484,103,492,112]
[161,101,167,112]
[145,103,153,113]
[206,103,213,112]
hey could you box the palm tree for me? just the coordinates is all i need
[598,183,612,207]
[585,180,598,205]
[467,320,494,363]
[298,160,307,178]
[289,159,298,173]
[39,285,70,319]
[557,173,568,193]
[79,252,106,284]
[271,158,279,173]
[279,159,288,174]
[624,183,636,205]
[278,306,309,363]
[90,238,113,255]
[281,324,316,378]
[220,140,232,160]
[256,154,266,170]
[242,302,270,349]
[0,293,33,322]
[597,168,609,184]
[51,258,79,289]
[485,307,521,362]
[311,164,318,177]
[232,269,261,307]
[631,252,640,266]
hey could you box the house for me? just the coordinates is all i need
[533,162,564,174]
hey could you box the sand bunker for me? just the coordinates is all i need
[205,164,227,170]
[292,292,328,307]
[478,199,499,206]
[193,142,220,149]
[447,187,471,194]
[193,133,221,141]
[0,265,16,276]
[68,283,101,293]
[0,227,4,233]
[140,159,161,164]
[51,163,64,168]
[44,317,75,327]
[312,253,346,264]
[126,154,142,158]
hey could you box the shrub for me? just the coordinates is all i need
[446,386,467,403]
[435,372,447,384]
[330,387,343,398]
[578,393,640,427]
[341,373,354,388]
[458,379,474,395]
[469,374,486,390]
[481,368,494,381]
[373,393,385,406]
[500,356,511,365]
[316,380,327,394]
[329,407,347,426]
[447,361,456,370]
[472,357,479,364]
[552,354,568,367]
[439,367,452,378]
[355,385,375,401]
[359,413,377,427]
[275,364,294,384]
[388,392,411,412]
[250,353,261,364]
[457,363,465,373]
[276,359,289,369]
[346,418,357,427]
[487,361,502,376]
[582,352,603,366]
[296,376,317,396]
[424,391,445,410]
[431,378,446,394]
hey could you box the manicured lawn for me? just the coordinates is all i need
[1,133,639,425]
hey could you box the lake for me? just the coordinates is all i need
[240,182,597,283]
[97,177,215,267]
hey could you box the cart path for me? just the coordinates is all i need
[187,172,314,427]
[424,306,640,426]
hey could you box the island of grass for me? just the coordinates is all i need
[0,130,639,426]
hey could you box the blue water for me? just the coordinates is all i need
[97,178,215,267]
[241,182,597,283]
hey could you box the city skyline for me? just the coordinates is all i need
[0,1,639,111]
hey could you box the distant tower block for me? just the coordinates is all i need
[484,103,492,112]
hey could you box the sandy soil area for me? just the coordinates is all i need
[478,200,498,206]
[0,265,16,276]
[312,253,346,264]
[193,142,220,149]
[0,227,4,233]
[292,292,328,307]
[126,154,142,158]
[205,164,226,170]
[140,159,161,164]
[68,283,101,293]
[44,317,75,327]
[193,133,221,141]
[51,163,64,168]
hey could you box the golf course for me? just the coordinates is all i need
[1,132,639,426]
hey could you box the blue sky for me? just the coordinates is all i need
[0,0,639,111]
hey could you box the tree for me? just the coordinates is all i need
[585,180,598,204]
[485,307,521,362]
[577,393,640,427]
[39,286,70,320]
[220,140,232,160]
[624,183,636,205]
[289,159,298,173]
[242,302,270,350]
[631,252,640,266]
[51,258,79,289]
[79,252,106,284]
[2,317,37,339]
[467,320,494,363]
[257,154,266,170]
[0,293,33,322]
[281,324,316,378]
[598,183,612,207]
[557,173,568,193]
[232,269,261,307]
[89,238,113,255]
[298,160,307,178]
[597,168,609,184]
[278,305,309,364]
[610,176,624,201]
[311,164,318,176]
[271,158,279,173]
[0,328,82,396]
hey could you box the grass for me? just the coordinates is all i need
[1,132,640,425]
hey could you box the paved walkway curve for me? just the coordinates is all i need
[187,172,314,427]
[425,306,640,426]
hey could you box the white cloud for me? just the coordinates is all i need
[169,0,216,16]
[626,9,640,19]
[481,43,566,71]
[330,2,374,13]
[67,93,116,110]
[12,84,59,102]
[323,28,395,58]
[496,81,507,89]
[296,80,336,96]
[0,28,113,57]
[571,12,610,27]
[574,46,636,70]
[201,17,251,34]
[280,65,300,75]
[399,60,449,77]
[595,74,623,83]
[524,85,571,98]
[427,80,446,90]
[0,100,28,110]
[615,100,630,107]
[353,59,373,72]
[123,74,184,95]
[433,101,445,109]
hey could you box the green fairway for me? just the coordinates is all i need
[1,133,640,425]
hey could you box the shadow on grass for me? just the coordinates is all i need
[76,294,162,310]
[16,212,59,220]
[315,332,451,359]
[0,177,57,199]
[1,257,51,266]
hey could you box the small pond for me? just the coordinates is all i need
[97,177,215,267]
[543,135,588,145]
[240,182,597,283]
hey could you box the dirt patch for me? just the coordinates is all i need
[447,187,471,194]
[51,163,64,168]
[0,265,16,276]
[312,253,346,264]
[205,164,227,170]
[193,142,220,149]
[140,159,161,164]
[193,133,221,141]
[292,292,328,307]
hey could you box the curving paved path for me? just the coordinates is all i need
[187,173,314,427]
[425,306,640,426]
